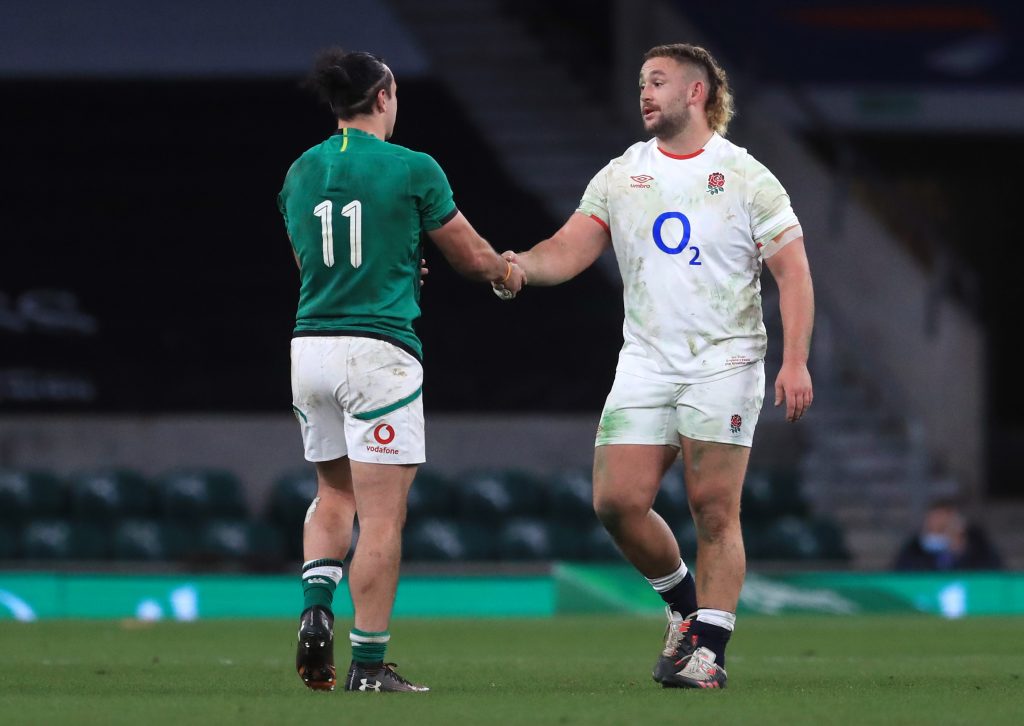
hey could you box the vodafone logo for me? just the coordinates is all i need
[373,424,396,445]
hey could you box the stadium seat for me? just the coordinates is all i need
[0,523,19,558]
[156,469,247,521]
[673,518,699,562]
[68,469,154,521]
[407,469,455,523]
[755,516,828,560]
[22,520,109,560]
[454,469,547,522]
[546,469,594,524]
[496,518,552,561]
[0,470,66,522]
[808,517,850,561]
[741,468,809,524]
[198,520,286,563]
[583,523,621,561]
[654,475,689,529]
[404,518,495,561]
[549,524,591,560]
[266,468,318,531]
[112,519,190,561]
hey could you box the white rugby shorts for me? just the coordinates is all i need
[290,336,425,465]
[595,362,765,448]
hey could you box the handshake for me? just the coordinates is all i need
[492,251,526,301]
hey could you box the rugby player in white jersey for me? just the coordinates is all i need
[501,43,814,688]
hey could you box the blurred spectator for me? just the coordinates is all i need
[894,498,1002,571]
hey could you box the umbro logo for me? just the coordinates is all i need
[630,174,654,188]
[359,678,382,692]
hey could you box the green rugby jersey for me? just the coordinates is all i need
[278,127,457,359]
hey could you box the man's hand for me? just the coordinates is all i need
[774,361,813,422]
[492,255,526,300]
[420,258,429,287]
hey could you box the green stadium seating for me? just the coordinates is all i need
[549,524,591,560]
[69,469,153,521]
[404,518,495,561]
[654,476,689,528]
[583,523,621,561]
[0,523,19,558]
[808,517,850,561]
[0,470,66,522]
[454,469,547,521]
[22,520,109,560]
[673,518,699,562]
[266,468,317,530]
[496,518,551,560]
[754,516,830,560]
[198,520,285,563]
[407,469,455,523]
[741,469,809,524]
[546,469,594,524]
[156,469,247,521]
[112,519,191,561]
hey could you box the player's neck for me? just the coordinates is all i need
[337,118,386,141]
[657,126,715,157]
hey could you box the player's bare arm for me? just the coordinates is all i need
[764,229,814,423]
[428,211,526,293]
[507,212,611,286]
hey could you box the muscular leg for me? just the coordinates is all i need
[593,444,681,577]
[304,457,357,560]
[680,436,750,611]
[347,461,416,633]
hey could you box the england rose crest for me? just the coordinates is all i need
[729,414,742,434]
[708,172,725,195]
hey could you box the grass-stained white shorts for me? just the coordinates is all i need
[290,336,425,464]
[596,362,764,449]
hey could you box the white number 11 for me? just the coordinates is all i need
[313,199,362,269]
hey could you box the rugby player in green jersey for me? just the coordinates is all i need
[279,48,526,693]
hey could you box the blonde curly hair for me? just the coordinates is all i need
[643,44,734,136]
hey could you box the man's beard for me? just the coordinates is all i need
[645,109,688,139]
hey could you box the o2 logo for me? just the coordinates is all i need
[652,211,701,265]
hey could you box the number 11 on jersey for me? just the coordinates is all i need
[313,199,363,269]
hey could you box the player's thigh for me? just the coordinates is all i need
[594,371,682,511]
[291,337,351,462]
[349,461,418,524]
[343,339,426,466]
[679,436,750,519]
[315,456,354,499]
[675,362,765,448]
[593,444,679,514]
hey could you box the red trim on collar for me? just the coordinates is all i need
[657,147,705,160]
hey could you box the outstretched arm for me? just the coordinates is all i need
[427,211,526,293]
[511,212,612,286]
[764,230,814,422]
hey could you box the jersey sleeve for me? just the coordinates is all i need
[576,163,611,230]
[410,153,458,231]
[745,155,800,258]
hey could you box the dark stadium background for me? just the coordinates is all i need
[1,0,1022,566]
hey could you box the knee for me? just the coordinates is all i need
[689,494,738,544]
[593,491,646,536]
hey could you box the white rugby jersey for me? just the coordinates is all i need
[577,132,799,383]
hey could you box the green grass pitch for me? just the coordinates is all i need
[0,616,1021,725]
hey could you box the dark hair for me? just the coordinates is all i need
[305,47,393,120]
[643,43,734,136]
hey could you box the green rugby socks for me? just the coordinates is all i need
[301,558,344,611]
